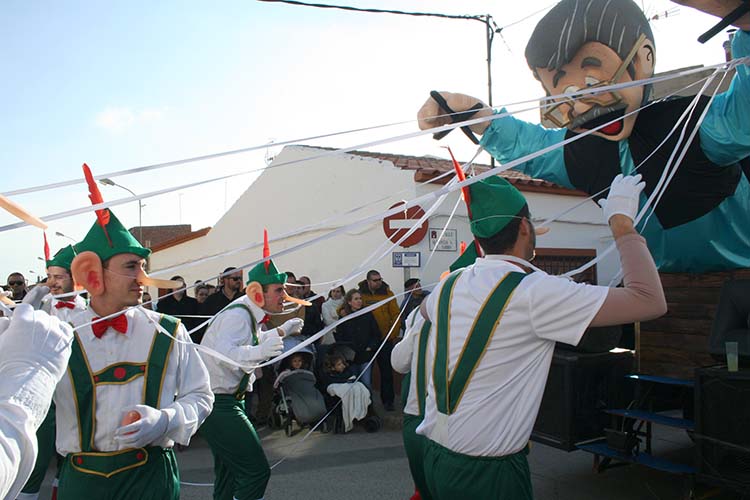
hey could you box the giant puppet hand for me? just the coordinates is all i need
[671,1,750,30]
[417,92,493,135]
[598,174,646,223]
[0,304,73,426]
[277,317,304,337]
[114,404,168,449]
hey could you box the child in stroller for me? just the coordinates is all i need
[319,349,380,433]
[270,345,327,436]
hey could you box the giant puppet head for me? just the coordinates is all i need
[526,0,656,141]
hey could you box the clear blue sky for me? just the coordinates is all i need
[0,0,729,282]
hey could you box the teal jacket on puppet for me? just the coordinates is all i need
[481,30,750,273]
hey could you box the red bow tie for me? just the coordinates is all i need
[91,315,128,339]
[55,301,75,310]
[259,315,270,325]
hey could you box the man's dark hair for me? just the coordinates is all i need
[525,0,653,80]
[404,278,420,289]
[222,267,237,274]
[366,270,380,280]
[7,272,24,282]
[475,205,530,255]
[170,275,184,281]
[285,271,296,281]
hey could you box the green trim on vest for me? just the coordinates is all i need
[416,320,432,417]
[434,271,526,415]
[69,447,151,478]
[214,303,259,398]
[143,315,178,408]
[68,333,96,452]
[433,271,462,416]
[93,363,145,385]
[67,314,178,451]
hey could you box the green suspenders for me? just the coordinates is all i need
[415,319,432,417]
[210,303,259,399]
[433,271,527,415]
[67,315,178,451]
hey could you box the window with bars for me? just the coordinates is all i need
[533,248,597,284]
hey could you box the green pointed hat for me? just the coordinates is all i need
[46,245,77,270]
[75,211,151,262]
[468,176,527,238]
[449,241,480,272]
[246,259,287,286]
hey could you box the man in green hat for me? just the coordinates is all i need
[416,173,668,499]
[17,244,87,500]
[53,208,213,500]
[199,257,304,500]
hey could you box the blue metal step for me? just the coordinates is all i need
[604,409,695,431]
[577,442,696,474]
[626,374,694,387]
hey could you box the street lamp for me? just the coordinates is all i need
[99,178,144,244]
[55,231,77,243]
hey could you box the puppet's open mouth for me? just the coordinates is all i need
[572,107,627,136]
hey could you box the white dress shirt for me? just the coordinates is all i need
[54,306,213,455]
[417,257,608,457]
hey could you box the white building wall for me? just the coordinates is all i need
[149,145,619,301]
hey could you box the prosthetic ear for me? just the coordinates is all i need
[246,282,264,307]
[634,39,656,79]
[71,251,105,297]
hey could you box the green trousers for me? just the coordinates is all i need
[422,438,532,500]
[21,404,58,494]
[200,394,271,500]
[402,413,432,500]
[57,447,179,500]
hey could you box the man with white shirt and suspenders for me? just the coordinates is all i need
[55,188,213,499]
[417,174,667,499]
[200,250,305,500]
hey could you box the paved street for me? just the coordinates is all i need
[34,418,743,499]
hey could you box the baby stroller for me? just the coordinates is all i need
[316,342,381,434]
[270,338,327,436]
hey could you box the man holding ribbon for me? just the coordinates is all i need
[199,246,304,500]
[417,173,667,499]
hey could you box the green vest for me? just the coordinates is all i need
[65,314,178,477]
[433,270,526,415]
[209,303,260,399]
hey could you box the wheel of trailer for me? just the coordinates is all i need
[285,416,293,437]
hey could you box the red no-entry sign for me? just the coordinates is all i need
[382,202,428,248]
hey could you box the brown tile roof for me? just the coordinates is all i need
[150,227,211,252]
[317,147,587,197]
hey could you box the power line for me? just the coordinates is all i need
[257,0,488,23]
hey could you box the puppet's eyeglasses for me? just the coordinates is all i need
[542,33,647,129]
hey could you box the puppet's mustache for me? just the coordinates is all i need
[569,104,626,131]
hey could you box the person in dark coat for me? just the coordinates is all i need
[334,289,381,390]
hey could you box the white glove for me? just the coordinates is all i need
[259,331,284,359]
[0,304,73,426]
[598,174,646,223]
[277,317,304,337]
[114,404,168,448]
[22,285,50,310]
